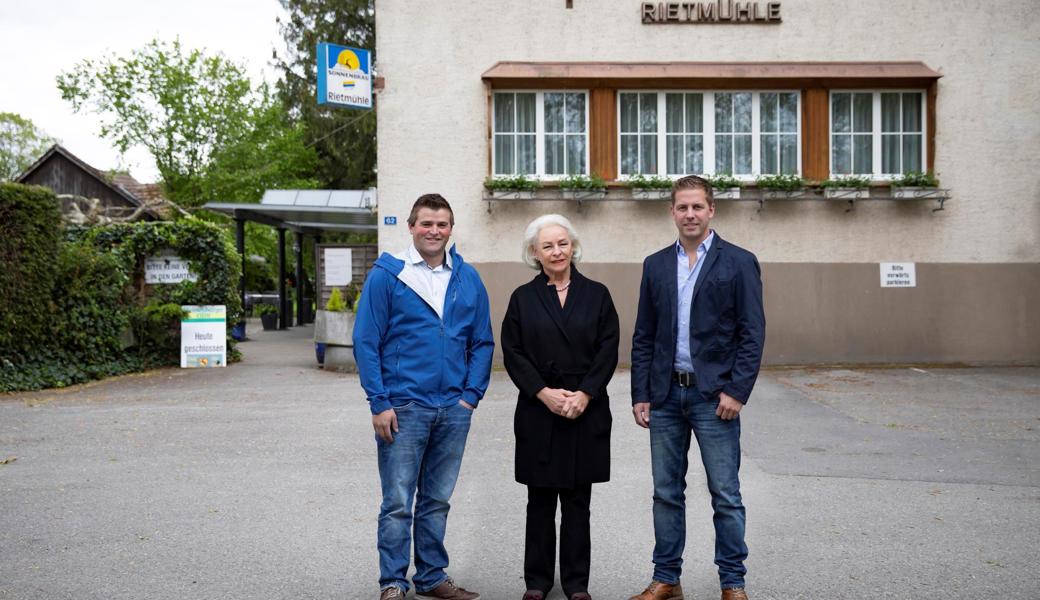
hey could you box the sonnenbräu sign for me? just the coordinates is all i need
[317,42,372,109]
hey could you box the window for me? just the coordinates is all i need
[618,91,800,179]
[493,92,536,175]
[830,91,925,177]
[620,92,658,175]
[759,92,799,175]
[665,93,704,175]
[492,91,588,177]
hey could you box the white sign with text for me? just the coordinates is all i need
[324,248,353,286]
[880,262,916,288]
[145,252,198,284]
[180,305,226,368]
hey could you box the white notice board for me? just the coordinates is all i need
[324,248,353,286]
[180,305,227,368]
[145,252,198,284]
[880,263,916,288]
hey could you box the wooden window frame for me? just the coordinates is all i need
[483,62,941,183]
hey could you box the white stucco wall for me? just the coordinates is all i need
[375,0,1040,264]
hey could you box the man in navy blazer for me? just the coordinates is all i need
[629,176,765,600]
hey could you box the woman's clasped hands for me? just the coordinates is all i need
[536,387,590,419]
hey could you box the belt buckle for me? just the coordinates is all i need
[676,371,692,387]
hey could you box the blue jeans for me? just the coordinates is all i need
[649,382,747,589]
[376,400,473,593]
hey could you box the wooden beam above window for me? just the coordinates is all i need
[481,61,942,89]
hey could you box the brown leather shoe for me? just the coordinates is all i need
[629,580,684,600]
[379,587,404,600]
[721,588,748,600]
[416,577,480,600]
[569,593,592,600]
[522,591,544,600]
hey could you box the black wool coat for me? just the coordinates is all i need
[501,266,620,488]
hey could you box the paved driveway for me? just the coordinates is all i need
[2,326,1037,599]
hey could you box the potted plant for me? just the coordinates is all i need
[627,174,673,200]
[708,173,742,199]
[314,284,361,371]
[820,175,872,200]
[255,303,278,331]
[891,171,941,199]
[558,173,607,200]
[756,173,810,200]
[483,174,541,199]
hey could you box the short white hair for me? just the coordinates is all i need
[521,214,582,270]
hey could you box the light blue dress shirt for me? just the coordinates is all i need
[674,231,715,373]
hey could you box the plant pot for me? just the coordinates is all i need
[260,313,278,330]
[231,321,247,341]
[314,310,357,372]
[631,189,672,200]
[315,342,326,366]
[714,188,741,200]
[824,188,871,200]
[490,189,536,199]
[892,186,941,199]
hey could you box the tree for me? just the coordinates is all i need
[0,113,57,181]
[57,38,319,207]
[274,0,376,190]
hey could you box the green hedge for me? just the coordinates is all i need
[1,183,242,391]
[0,184,61,357]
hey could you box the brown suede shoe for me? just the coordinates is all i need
[629,580,684,600]
[721,588,748,600]
[416,577,480,600]
[379,587,404,600]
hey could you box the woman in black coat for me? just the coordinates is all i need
[501,214,620,600]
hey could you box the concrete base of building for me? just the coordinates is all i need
[474,262,1040,365]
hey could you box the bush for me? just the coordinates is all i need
[0,190,243,392]
[755,173,806,191]
[0,183,62,359]
[627,174,673,190]
[483,174,540,191]
[892,171,939,187]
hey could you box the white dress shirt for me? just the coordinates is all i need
[394,244,453,319]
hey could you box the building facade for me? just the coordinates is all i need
[375,0,1040,364]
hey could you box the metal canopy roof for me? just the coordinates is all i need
[203,189,377,234]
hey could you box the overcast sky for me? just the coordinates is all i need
[0,1,289,182]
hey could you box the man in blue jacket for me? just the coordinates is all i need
[353,194,495,600]
[629,176,765,600]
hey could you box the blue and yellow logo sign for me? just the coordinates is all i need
[317,42,372,109]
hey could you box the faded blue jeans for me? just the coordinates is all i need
[649,381,747,589]
[376,400,473,593]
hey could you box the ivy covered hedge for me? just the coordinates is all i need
[0,183,242,392]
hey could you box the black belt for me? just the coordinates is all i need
[672,371,696,387]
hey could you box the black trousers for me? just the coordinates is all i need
[524,484,593,596]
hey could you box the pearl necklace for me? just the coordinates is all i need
[549,280,571,292]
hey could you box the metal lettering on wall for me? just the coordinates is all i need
[641,1,781,24]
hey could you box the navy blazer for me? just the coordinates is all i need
[631,233,765,407]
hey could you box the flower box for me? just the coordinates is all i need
[761,188,812,200]
[892,187,943,199]
[490,189,536,200]
[631,189,672,200]
[714,187,741,200]
[824,188,871,200]
[560,189,608,200]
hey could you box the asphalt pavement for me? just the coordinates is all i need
[1,324,1037,599]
